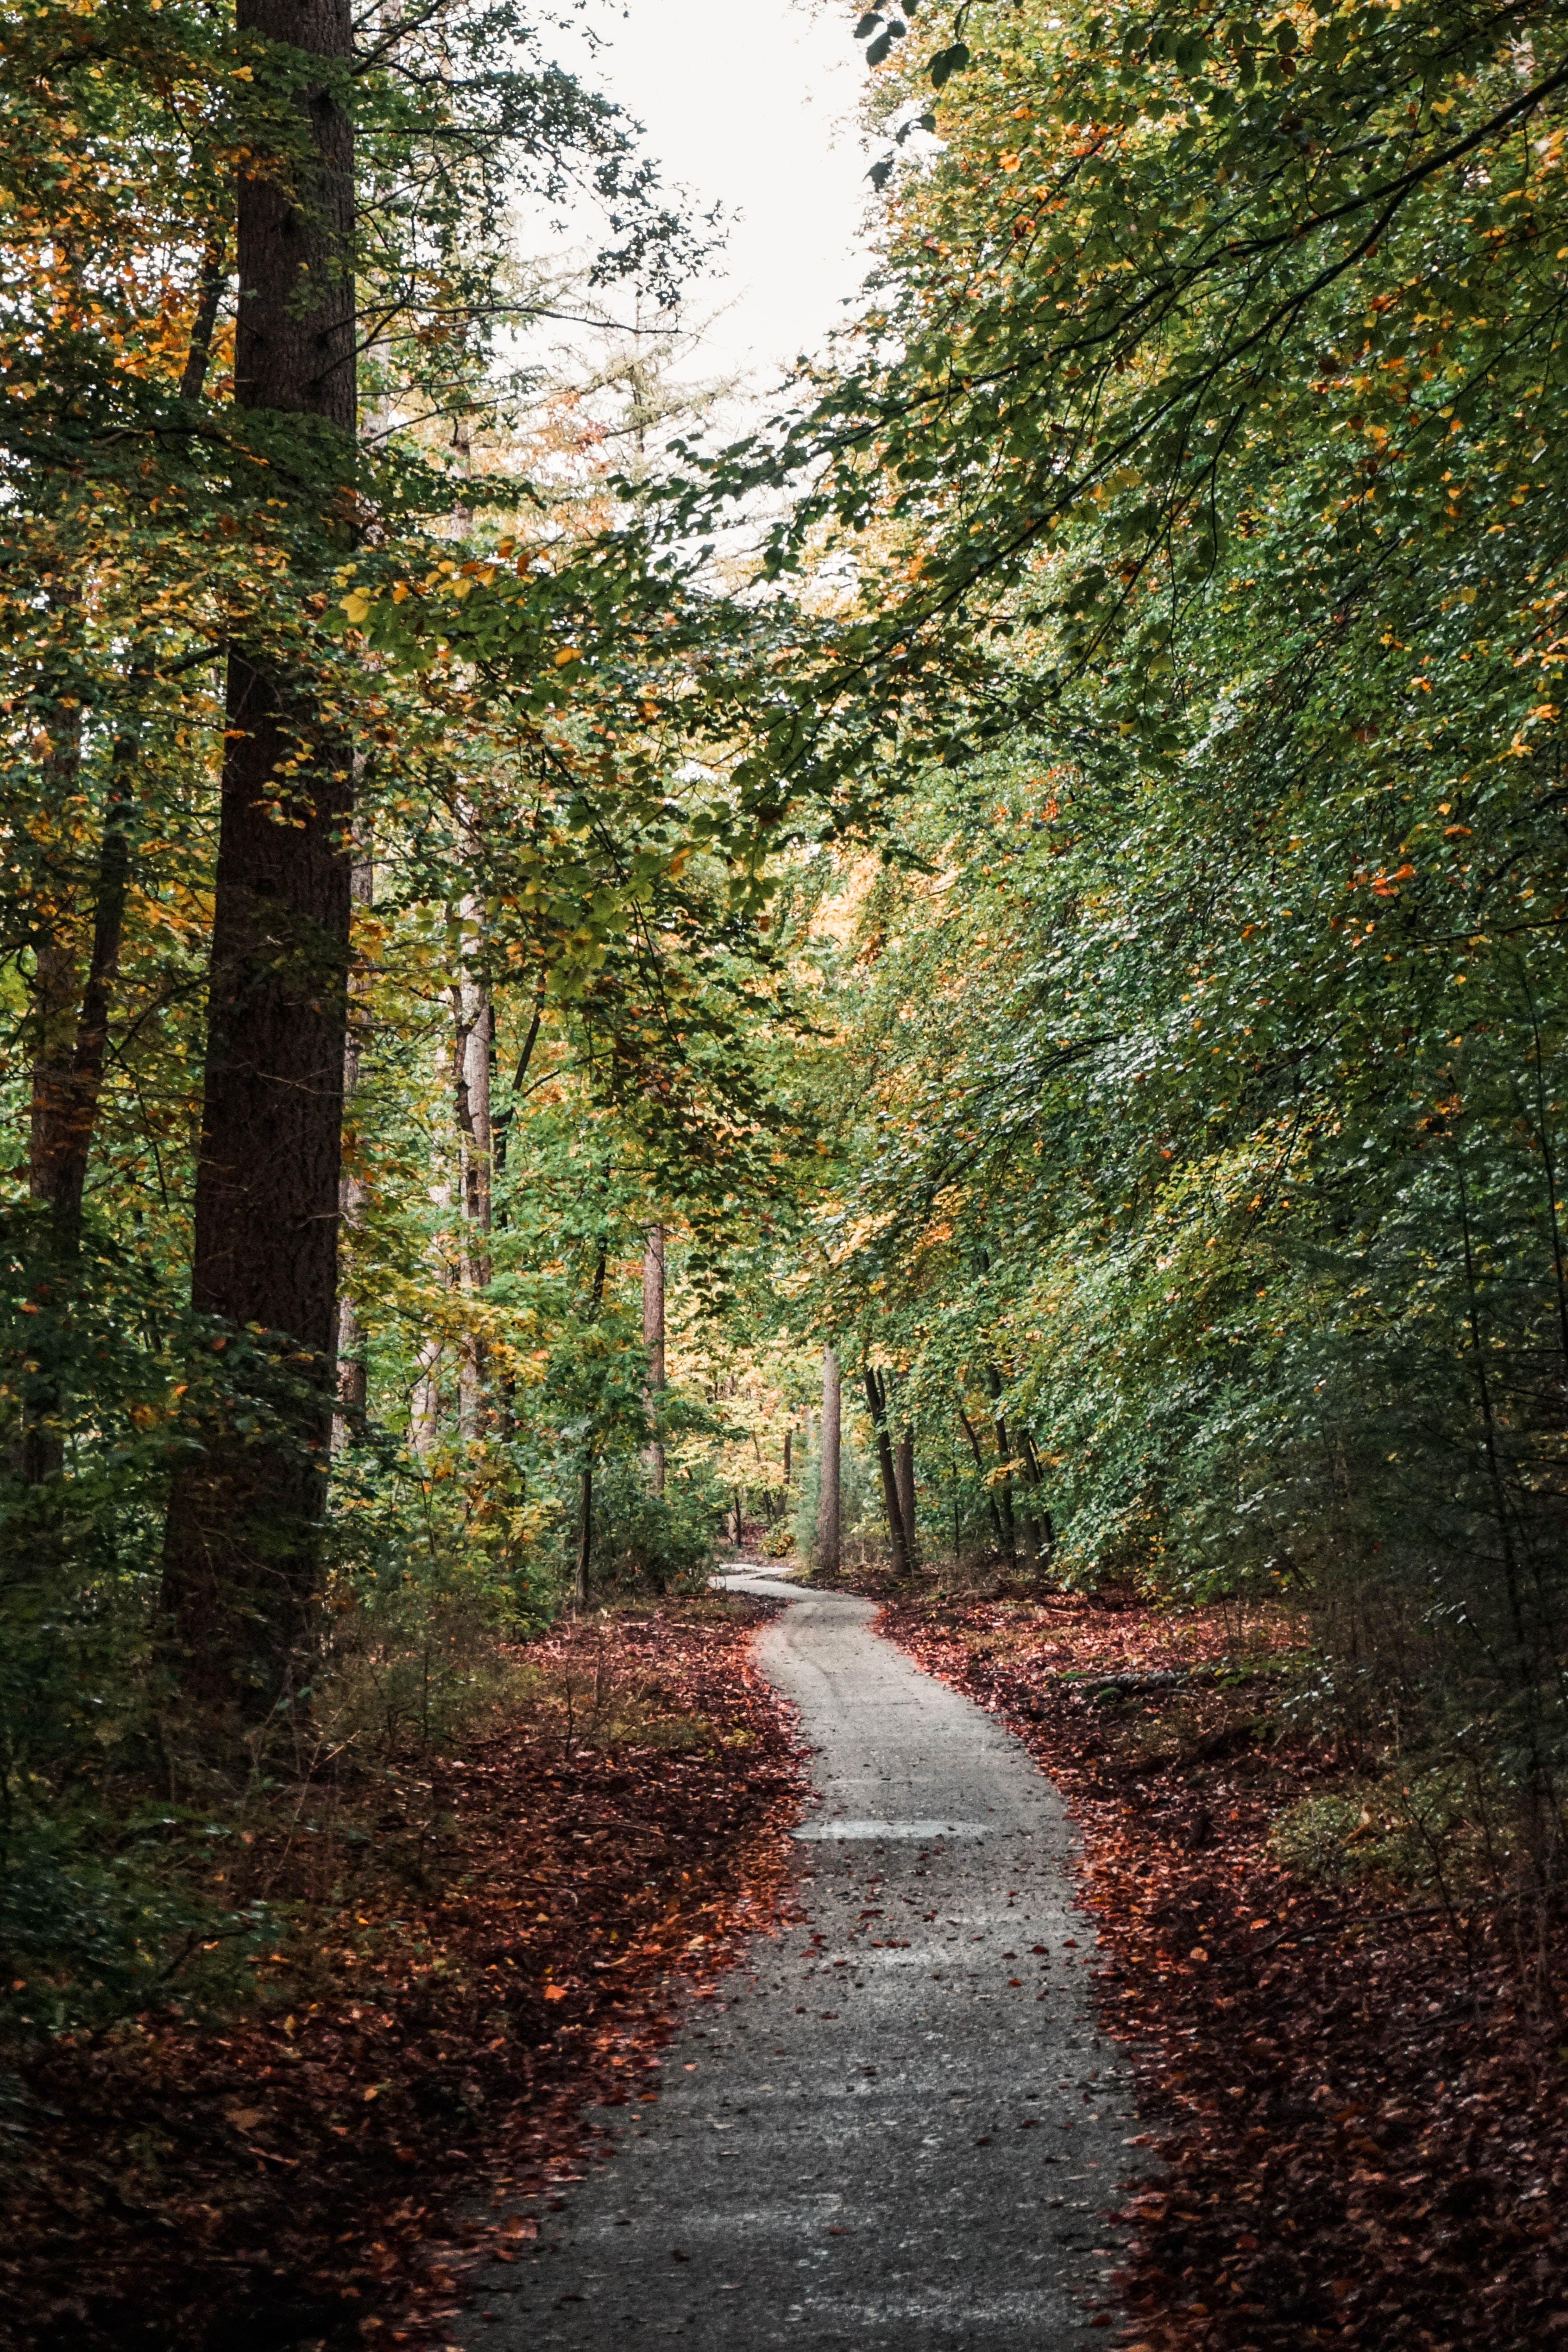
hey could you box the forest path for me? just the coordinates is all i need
[458,1569,1140,2350]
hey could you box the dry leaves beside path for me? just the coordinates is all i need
[883,1594,1568,2352]
[1,1598,805,2352]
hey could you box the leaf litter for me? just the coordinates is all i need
[882,1591,1568,2352]
[0,1597,805,2352]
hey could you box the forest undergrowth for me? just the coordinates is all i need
[884,1594,1568,2352]
[0,1597,803,2352]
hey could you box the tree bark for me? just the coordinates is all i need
[333,820,373,1447]
[642,1222,665,1493]
[984,1365,1018,1566]
[895,1427,916,1567]
[816,1344,840,1575]
[958,1406,1008,1555]
[453,941,492,1444]
[575,1457,593,1610]
[161,0,356,1715]
[863,1364,910,1577]
[29,683,83,1228]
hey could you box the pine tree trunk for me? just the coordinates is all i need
[642,1223,666,1493]
[161,0,356,1715]
[817,1344,840,1574]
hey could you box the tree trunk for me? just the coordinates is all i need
[642,1222,665,1493]
[572,1240,608,1605]
[453,939,492,1444]
[984,1365,1018,1566]
[959,1406,1008,1554]
[895,1427,916,1566]
[410,1325,444,1458]
[817,1344,840,1574]
[29,684,84,1230]
[782,1425,792,1489]
[161,0,356,1716]
[575,1457,593,1609]
[1017,1428,1054,1568]
[333,819,373,1447]
[863,1364,910,1577]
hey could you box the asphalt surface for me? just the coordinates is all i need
[457,1569,1142,2349]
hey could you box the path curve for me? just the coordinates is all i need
[460,1572,1140,2348]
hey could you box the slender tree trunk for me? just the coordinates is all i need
[817,1344,840,1575]
[410,1325,444,1458]
[959,1406,1007,1554]
[47,746,133,1262]
[453,936,492,1443]
[895,1427,916,1567]
[29,683,84,1229]
[179,235,228,404]
[1017,1428,1054,1567]
[984,1366,1018,1566]
[782,1425,792,1489]
[575,1457,593,1609]
[333,820,373,1447]
[161,0,356,1715]
[573,1240,608,1606]
[491,989,543,1435]
[864,1364,910,1576]
[642,1222,666,1493]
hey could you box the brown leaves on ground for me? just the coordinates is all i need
[0,1598,805,2352]
[882,1593,1568,2352]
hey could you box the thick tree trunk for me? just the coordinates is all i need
[642,1223,665,1493]
[817,1344,840,1575]
[161,0,356,1715]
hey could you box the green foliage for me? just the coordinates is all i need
[701,0,1568,1871]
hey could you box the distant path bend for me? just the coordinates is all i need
[463,1570,1140,2350]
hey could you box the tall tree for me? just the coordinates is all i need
[161,0,357,1713]
[817,1343,840,1575]
[642,1223,666,1493]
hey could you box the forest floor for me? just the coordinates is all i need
[10,1578,1566,2352]
[878,1588,1568,2352]
[0,1595,804,2352]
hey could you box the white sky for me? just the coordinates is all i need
[557,0,877,392]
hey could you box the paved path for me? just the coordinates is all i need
[459,1572,1141,2349]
